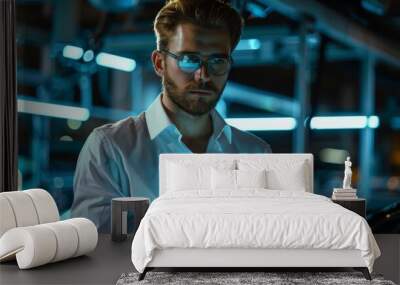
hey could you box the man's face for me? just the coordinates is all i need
[162,23,231,116]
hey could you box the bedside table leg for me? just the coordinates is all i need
[354,267,371,280]
[138,268,148,281]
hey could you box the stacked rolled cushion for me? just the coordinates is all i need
[0,189,98,269]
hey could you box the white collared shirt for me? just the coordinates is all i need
[71,94,271,232]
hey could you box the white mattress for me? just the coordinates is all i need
[131,190,380,273]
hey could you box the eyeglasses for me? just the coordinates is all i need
[160,49,232,76]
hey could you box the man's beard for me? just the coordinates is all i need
[162,69,225,116]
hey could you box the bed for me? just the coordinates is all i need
[131,154,381,280]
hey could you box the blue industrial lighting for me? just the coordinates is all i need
[60,135,73,142]
[236,39,261,51]
[361,0,386,16]
[368,116,380,128]
[319,148,349,164]
[89,0,139,12]
[83,50,95,62]
[67,119,83,130]
[62,45,84,60]
[310,115,379,130]
[307,34,320,46]
[17,99,90,121]
[226,117,297,131]
[96,52,136,72]
[245,2,268,18]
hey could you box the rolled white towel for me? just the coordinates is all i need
[42,220,79,263]
[0,191,39,228]
[24,189,59,224]
[0,218,98,269]
[64,218,98,257]
[0,196,17,237]
[0,225,57,268]
[0,189,59,238]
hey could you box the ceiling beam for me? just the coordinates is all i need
[260,0,400,67]
[223,81,299,116]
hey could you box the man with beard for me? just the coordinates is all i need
[71,0,272,232]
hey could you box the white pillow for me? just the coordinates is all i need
[211,168,236,190]
[238,159,307,191]
[211,168,268,191]
[166,160,236,192]
[236,169,267,189]
[167,163,210,191]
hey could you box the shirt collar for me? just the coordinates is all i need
[145,93,232,144]
[210,108,232,144]
[145,94,173,140]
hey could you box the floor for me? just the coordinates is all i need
[373,234,400,284]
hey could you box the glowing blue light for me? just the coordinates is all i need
[83,50,95,62]
[310,116,379,129]
[319,148,349,164]
[236,39,261,51]
[226,117,297,131]
[368,116,380,128]
[246,2,268,18]
[307,35,320,45]
[96,52,136,72]
[62,45,84,60]
[60,135,73,142]
[18,99,90,121]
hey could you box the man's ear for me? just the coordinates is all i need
[151,50,164,78]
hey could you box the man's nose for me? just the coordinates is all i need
[194,63,211,82]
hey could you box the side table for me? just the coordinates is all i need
[111,197,149,241]
[332,198,366,218]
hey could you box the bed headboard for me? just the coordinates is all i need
[159,153,314,195]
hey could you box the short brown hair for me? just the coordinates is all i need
[154,0,243,51]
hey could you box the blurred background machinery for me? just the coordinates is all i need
[16,0,400,232]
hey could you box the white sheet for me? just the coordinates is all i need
[131,190,380,273]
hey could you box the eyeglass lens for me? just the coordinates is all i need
[178,54,230,75]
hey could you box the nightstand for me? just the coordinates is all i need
[332,198,366,218]
[111,197,150,242]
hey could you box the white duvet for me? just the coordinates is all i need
[131,190,380,273]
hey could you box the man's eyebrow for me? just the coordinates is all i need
[176,50,200,55]
[177,50,230,57]
[209,53,230,58]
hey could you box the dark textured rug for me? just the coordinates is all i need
[116,271,396,285]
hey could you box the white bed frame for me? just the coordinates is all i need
[140,154,371,280]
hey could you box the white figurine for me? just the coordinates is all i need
[342,156,352,189]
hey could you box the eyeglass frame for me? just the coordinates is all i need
[159,48,233,76]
